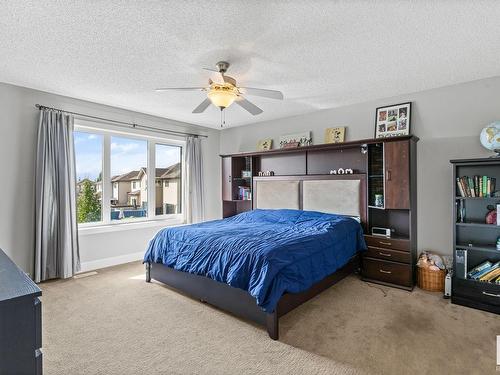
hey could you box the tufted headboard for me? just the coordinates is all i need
[253,174,367,226]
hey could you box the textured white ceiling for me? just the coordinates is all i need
[1,1,500,129]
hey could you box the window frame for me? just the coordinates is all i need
[74,122,186,230]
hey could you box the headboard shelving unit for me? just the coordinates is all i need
[221,135,418,290]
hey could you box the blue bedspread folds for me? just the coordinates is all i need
[144,209,366,312]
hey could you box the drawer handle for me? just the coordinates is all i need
[379,269,392,274]
[482,291,500,298]
[378,241,392,246]
[379,252,392,257]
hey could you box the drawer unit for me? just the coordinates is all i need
[35,297,42,349]
[0,248,43,374]
[362,234,415,290]
[362,257,412,288]
[365,235,410,252]
[452,278,500,313]
[365,246,411,264]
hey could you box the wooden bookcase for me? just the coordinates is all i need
[451,158,500,314]
[221,136,418,290]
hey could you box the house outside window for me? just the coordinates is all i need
[74,124,185,228]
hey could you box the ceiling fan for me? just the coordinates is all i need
[155,61,284,118]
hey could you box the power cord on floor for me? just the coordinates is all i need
[366,282,388,297]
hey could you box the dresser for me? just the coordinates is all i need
[0,248,43,375]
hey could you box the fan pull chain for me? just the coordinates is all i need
[220,108,226,128]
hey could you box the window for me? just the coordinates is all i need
[110,136,147,221]
[74,125,185,227]
[74,131,103,224]
[155,144,182,216]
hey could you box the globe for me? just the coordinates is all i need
[480,121,500,156]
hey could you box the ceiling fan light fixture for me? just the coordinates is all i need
[207,85,238,109]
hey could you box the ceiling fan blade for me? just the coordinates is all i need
[235,97,263,115]
[202,67,219,73]
[155,87,205,92]
[238,87,284,100]
[192,98,212,114]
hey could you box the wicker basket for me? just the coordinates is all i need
[417,266,446,292]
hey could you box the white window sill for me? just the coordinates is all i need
[78,218,186,236]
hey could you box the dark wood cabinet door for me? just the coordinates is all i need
[222,157,232,201]
[384,140,410,209]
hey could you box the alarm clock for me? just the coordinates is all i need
[371,227,392,238]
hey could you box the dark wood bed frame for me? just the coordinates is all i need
[145,255,359,340]
[145,174,367,340]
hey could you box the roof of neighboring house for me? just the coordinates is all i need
[111,163,180,182]
[127,190,141,196]
[111,170,142,182]
[158,163,180,180]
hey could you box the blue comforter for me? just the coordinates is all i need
[144,209,366,312]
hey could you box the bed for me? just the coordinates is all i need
[144,174,367,339]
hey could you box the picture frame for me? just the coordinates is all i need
[374,102,411,139]
[256,139,273,151]
[279,132,312,149]
[324,127,346,144]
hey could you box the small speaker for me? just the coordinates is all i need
[444,272,452,299]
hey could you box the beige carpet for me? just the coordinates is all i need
[40,261,499,375]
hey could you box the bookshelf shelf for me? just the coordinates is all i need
[455,196,499,200]
[456,222,500,228]
[456,244,498,253]
[461,278,500,287]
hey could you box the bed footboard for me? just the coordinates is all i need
[145,254,359,340]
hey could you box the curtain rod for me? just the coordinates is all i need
[34,104,208,139]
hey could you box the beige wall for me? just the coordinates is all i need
[162,179,180,213]
[220,77,500,256]
[139,174,147,207]
[113,181,131,205]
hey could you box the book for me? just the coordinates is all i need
[461,177,470,197]
[467,261,492,278]
[456,178,465,197]
[479,267,500,282]
[470,261,500,280]
[474,175,480,197]
[456,175,496,198]
[468,177,475,197]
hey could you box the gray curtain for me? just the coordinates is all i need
[34,110,80,282]
[186,136,205,223]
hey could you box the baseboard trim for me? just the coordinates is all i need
[79,251,144,273]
